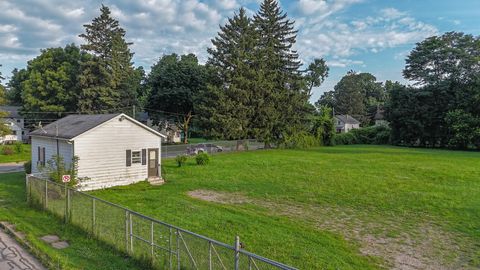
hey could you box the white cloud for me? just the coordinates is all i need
[296,5,438,64]
[328,59,364,68]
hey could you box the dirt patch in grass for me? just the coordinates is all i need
[187,189,252,204]
[188,189,474,270]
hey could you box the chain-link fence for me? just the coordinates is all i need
[161,139,266,159]
[26,175,297,270]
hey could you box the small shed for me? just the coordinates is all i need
[29,113,166,190]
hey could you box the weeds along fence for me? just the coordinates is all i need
[26,175,297,270]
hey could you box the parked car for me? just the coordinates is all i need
[186,143,223,155]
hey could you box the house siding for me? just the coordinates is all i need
[73,115,162,190]
[31,137,74,174]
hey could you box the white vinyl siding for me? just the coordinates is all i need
[31,137,74,174]
[73,115,162,190]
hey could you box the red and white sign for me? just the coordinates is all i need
[62,175,71,183]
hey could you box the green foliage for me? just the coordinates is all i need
[175,155,188,167]
[20,44,88,124]
[334,126,391,145]
[24,160,31,174]
[312,106,335,146]
[195,152,210,165]
[1,146,14,155]
[146,54,209,144]
[6,68,27,105]
[77,5,138,113]
[445,110,480,149]
[388,32,480,149]
[0,70,10,136]
[279,132,319,149]
[41,155,80,187]
[13,141,22,154]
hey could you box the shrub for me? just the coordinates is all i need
[175,155,188,167]
[334,125,391,145]
[13,142,23,154]
[195,152,210,165]
[279,132,320,149]
[24,160,32,174]
[1,146,14,155]
[40,155,80,187]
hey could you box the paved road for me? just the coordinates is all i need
[0,229,46,270]
[0,163,24,174]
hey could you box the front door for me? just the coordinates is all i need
[148,148,159,177]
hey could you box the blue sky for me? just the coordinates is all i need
[0,0,479,102]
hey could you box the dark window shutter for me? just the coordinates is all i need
[41,147,45,166]
[141,149,146,165]
[126,150,131,167]
[37,146,41,165]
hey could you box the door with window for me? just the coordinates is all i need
[148,148,159,177]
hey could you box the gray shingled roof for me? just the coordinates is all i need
[0,106,22,118]
[335,115,360,125]
[29,114,120,139]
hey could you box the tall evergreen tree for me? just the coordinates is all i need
[78,5,137,113]
[252,0,307,143]
[202,8,257,141]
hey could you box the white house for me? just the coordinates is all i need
[29,113,166,190]
[137,112,181,144]
[335,115,360,133]
[0,106,26,143]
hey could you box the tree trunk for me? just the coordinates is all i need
[182,111,193,144]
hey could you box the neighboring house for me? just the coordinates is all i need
[335,115,360,133]
[30,113,166,190]
[137,112,181,144]
[374,107,388,126]
[0,106,26,144]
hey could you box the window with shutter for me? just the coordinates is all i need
[126,150,132,167]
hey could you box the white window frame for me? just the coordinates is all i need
[131,150,141,164]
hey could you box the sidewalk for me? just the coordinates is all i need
[0,229,46,270]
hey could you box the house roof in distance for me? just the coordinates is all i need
[29,114,120,139]
[0,106,22,118]
[335,115,360,125]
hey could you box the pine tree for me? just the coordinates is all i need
[252,0,307,143]
[204,8,257,141]
[78,5,136,113]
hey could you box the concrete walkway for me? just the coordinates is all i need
[0,162,24,174]
[0,229,46,270]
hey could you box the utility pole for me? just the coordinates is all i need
[133,105,136,119]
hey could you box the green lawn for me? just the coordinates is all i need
[89,145,480,269]
[2,145,480,269]
[0,172,146,270]
[0,144,31,163]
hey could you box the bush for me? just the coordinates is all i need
[334,125,391,145]
[175,155,188,167]
[1,146,14,155]
[13,142,23,154]
[24,160,32,174]
[279,132,320,149]
[195,152,210,165]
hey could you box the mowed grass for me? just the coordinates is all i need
[0,172,146,270]
[0,144,31,163]
[88,145,480,269]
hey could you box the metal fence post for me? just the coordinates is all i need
[44,179,48,209]
[129,213,133,254]
[25,176,30,203]
[150,221,154,264]
[169,227,173,270]
[92,198,96,235]
[234,236,240,270]
[176,229,181,270]
[125,210,129,253]
[208,241,212,270]
[64,185,69,223]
